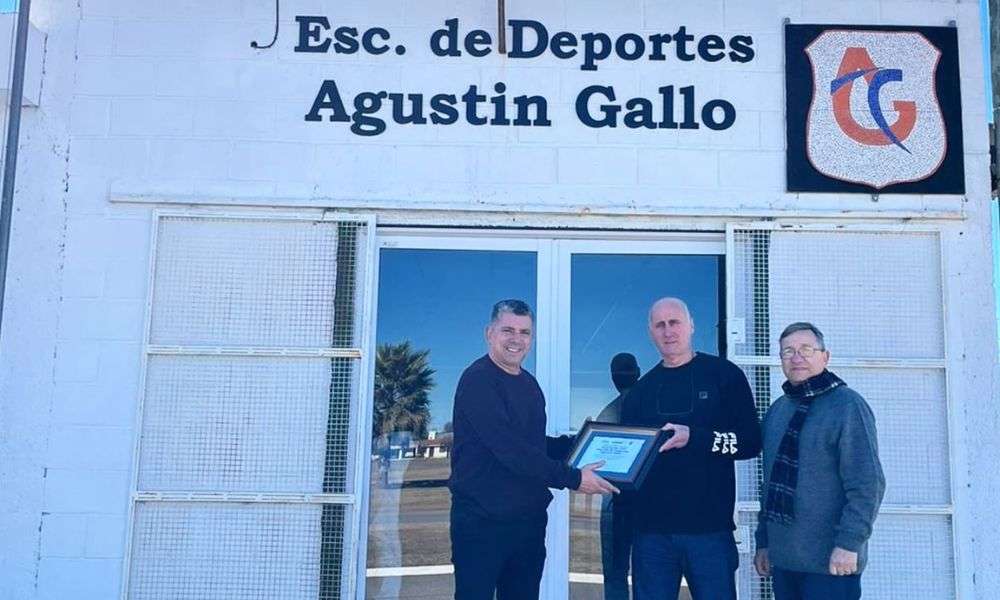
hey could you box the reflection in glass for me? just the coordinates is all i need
[569,254,720,600]
[366,249,536,599]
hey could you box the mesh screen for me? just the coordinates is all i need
[767,230,943,360]
[139,355,356,494]
[129,502,349,600]
[736,366,949,506]
[733,229,943,360]
[840,367,950,505]
[150,217,366,348]
[131,215,369,600]
[731,230,772,358]
[736,511,773,600]
[736,366,785,503]
[737,512,955,600]
[863,513,955,598]
[331,222,363,350]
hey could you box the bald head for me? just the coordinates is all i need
[648,297,696,366]
[648,297,693,326]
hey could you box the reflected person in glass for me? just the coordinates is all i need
[596,352,641,600]
[448,299,619,600]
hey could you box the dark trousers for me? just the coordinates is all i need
[599,496,633,600]
[632,531,738,600]
[772,568,861,600]
[450,506,547,600]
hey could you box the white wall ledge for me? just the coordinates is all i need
[109,192,970,223]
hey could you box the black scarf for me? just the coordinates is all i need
[763,369,845,525]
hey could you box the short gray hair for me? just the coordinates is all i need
[490,299,534,324]
[778,322,826,350]
[648,297,693,324]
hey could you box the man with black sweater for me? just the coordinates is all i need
[448,299,617,600]
[623,297,761,600]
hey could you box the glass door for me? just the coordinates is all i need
[549,238,726,600]
[360,231,725,600]
[363,234,543,600]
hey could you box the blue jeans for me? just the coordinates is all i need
[772,568,861,600]
[632,531,738,600]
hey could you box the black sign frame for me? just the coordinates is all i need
[785,24,965,194]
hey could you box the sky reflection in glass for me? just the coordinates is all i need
[376,248,536,431]
[375,249,722,433]
[570,254,721,427]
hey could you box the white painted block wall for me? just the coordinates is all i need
[0,0,996,599]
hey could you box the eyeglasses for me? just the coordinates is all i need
[779,346,824,360]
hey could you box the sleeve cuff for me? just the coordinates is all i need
[833,532,865,552]
[754,523,768,549]
[567,467,582,491]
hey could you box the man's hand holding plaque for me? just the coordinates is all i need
[577,460,621,495]
[658,423,687,452]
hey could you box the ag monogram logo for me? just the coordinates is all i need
[803,30,946,189]
[829,47,916,153]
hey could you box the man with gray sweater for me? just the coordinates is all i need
[754,322,885,600]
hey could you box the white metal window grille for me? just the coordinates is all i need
[727,224,954,600]
[124,213,376,600]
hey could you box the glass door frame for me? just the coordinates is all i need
[358,230,552,600]
[545,235,726,600]
[360,228,726,600]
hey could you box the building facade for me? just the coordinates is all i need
[1,1,998,599]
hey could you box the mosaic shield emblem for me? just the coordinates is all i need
[804,30,946,189]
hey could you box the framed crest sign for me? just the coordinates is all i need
[785,24,964,194]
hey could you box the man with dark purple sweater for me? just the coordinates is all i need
[448,299,617,600]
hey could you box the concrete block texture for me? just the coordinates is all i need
[84,514,128,558]
[557,146,637,185]
[51,379,139,426]
[718,149,784,190]
[39,513,88,558]
[76,18,114,56]
[638,148,718,187]
[42,469,130,513]
[45,425,134,470]
[36,558,122,600]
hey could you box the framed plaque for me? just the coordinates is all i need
[566,421,669,492]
